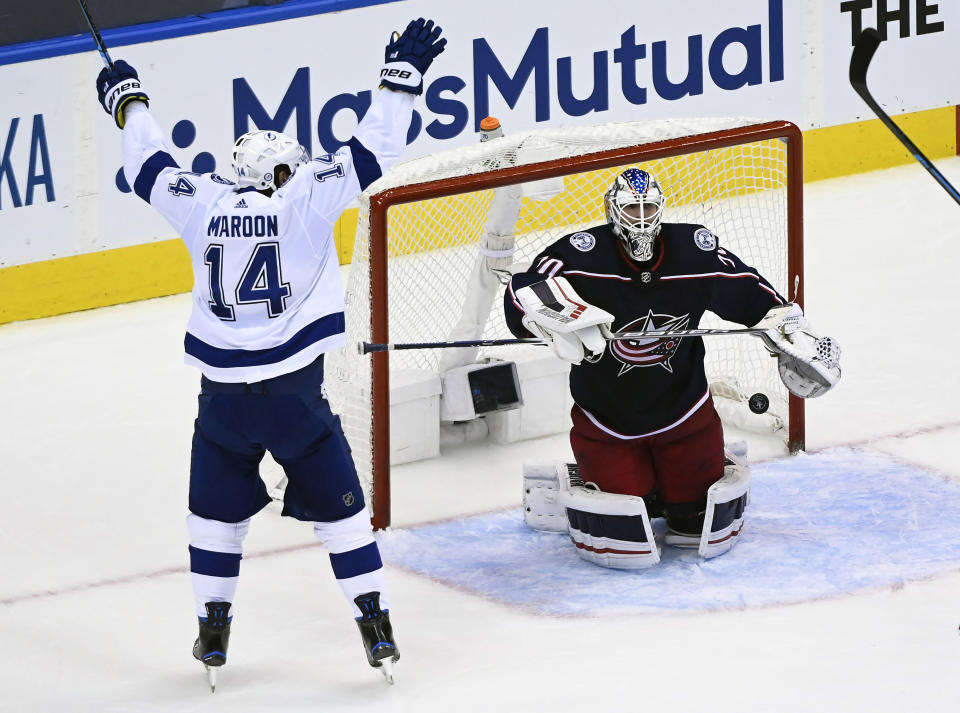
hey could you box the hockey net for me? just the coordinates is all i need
[326,117,804,529]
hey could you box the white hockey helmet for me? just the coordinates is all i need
[231,130,309,191]
[604,168,666,262]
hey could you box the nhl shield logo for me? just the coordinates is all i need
[611,310,690,375]
[694,228,717,251]
[342,491,355,507]
[569,232,596,252]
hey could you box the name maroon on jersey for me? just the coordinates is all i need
[504,223,785,436]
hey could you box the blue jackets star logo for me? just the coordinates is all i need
[611,310,690,375]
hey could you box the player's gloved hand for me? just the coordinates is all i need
[522,319,611,364]
[380,17,446,95]
[96,59,149,129]
[754,303,841,398]
[515,276,614,365]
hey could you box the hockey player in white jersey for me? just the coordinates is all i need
[96,18,447,689]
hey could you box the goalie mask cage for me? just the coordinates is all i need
[326,118,804,530]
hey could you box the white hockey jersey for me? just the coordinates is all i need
[121,90,413,382]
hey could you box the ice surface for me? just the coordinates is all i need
[2,159,960,711]
[379,449,960,615]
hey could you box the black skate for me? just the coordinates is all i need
[354,592,399,684]
[192,601,232,692]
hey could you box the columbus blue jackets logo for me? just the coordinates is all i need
[611,310,690,375]
[569,232,596,252]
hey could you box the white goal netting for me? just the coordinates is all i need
[326,117,802,525]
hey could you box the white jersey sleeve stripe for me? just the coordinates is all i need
[184,311,345,369]
[133,150,179,203]
[346,136,383,192]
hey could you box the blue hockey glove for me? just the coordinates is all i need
[379,17,446,95]
[96,59,149,129]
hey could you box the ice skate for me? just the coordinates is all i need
[192,601,232,692]
[354,592,399,684]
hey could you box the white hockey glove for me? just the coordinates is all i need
[96,60,149,129]
[515,276,614,365]
[755,303,841,398]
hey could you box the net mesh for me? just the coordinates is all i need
[326,117,798,509]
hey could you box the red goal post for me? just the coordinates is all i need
[328,118,804,530]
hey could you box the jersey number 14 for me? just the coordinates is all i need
[204,242,291,320]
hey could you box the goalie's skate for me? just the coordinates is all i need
[192,601,232,692]
[354,592,399,685]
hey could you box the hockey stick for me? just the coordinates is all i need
[359,326,770,353]
[74,0,115,69]
[849,27,960,206]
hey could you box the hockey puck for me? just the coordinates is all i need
[748,393,770,414]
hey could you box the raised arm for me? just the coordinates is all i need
[304,18,447,224]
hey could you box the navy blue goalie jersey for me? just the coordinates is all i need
[504,223,786,437]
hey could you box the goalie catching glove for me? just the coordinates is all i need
[515,276,614,364]
[755,303,841,398]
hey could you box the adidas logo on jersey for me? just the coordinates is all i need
[234,198,248,209]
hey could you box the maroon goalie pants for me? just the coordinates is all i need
[569,396,725,505]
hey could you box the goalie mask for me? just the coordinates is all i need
[604,168,666,262]
[231,130,309,191]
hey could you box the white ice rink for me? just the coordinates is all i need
[2,159,960,712]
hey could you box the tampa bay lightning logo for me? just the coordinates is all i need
[569,232,596,251]
[611,310,690,375]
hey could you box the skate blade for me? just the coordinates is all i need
[205,665,217,693]
[379,657,395,685]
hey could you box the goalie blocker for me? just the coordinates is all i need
[514,276,614,365]
[522,444,751,568]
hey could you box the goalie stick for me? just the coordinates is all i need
[359,326,772,353]
[74,0,115,69]
[849,27,960,206]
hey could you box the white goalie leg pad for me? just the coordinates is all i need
[522,462,568,532]
[663,443,750,551]
[558,475,659,569]
[698,462,750,558]
[725,440,748,467]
